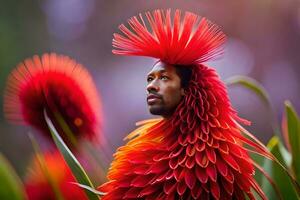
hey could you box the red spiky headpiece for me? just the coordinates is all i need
[113,9,225,65]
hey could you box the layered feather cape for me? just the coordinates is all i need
[99,9,273,200]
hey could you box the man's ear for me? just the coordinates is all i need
[180,88,185,96]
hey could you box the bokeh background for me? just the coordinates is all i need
[0,0,299,181]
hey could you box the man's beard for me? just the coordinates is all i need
[149,103,176,118]
[149,105,166,116]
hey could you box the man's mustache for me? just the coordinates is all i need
[147,91,163,99]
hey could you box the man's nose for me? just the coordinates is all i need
[147,81,159,93]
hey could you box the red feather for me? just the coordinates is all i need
[113,9,225,65]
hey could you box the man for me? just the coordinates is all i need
[146,62,192,118]
[99,9,270,200]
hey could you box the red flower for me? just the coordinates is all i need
[99,9,272,200]
[25,150,88,200]
[4,53,101,147]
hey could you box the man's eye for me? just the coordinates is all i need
[161,76,169,80]
[147,77,153,82]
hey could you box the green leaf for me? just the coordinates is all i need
[28,133,64,200]
[285,101,300,183]
[225,75,271,107]
[261,136,299,200]
[44,110,100,200]
[251,153,265,185]
[225,75,280,135]
[0,153,26,200]
[70,182,106,196]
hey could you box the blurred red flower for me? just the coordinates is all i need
[4,53,102,147]
[25,150,88,200]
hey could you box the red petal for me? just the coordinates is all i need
[169,146,184,158]
[205,147,216,163]
[234,184,246,200]
[195,127,201,138]
[207,90,217,105]
[202,182,210,193]
[200,132,209,142]
[219,120,230,129]
[210,180,220,199]
[178,152,187,165]
[167,137,179,150]
[221,177,233,195]
[173,166,182,181]
[235,174,251,193]
[131,174,154,187]
[187,131,197,144]
[195,166,208,183]
[209,106,219,117]
[188,119,197,131]
[216,157,228,177]
[201,122,209,134]
[148,160,168,174]
[211,129,226,141]
[179,168,187,181]
[165,193,175,200]
[163,179,177,194]
[223,169,234,183]
[223,131,236,143]
[207,137,214,147]
[206,164,217,182]
[208,117,220,127]
[153,169,172,183]
[133,165,150,175]
[201,191,210,200]
[153,151,169,161]
[185,156,195,169]
[97,180,116,193]
[128,154,152,164]
[219,142,229,154]
[195,141,205,152]
[114,176,133,188]
[177,181,187,195]
[186,144,196,156]
[191,183,203,199]
[185,169,196,189]
[169,157,178,169]
[139,185,158,197]
[237,157,254,175]
[228,143,244,158]
[212,140,220,148]
[195,150,209,168]
[165,169,173,180]
[220,153,240,172]
[178,134,188,146]
[124,187,141,198]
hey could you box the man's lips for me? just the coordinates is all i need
[147,94,162,105]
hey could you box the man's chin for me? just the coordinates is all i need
[148,105,164,116]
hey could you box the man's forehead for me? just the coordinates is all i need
[148,62,175,75]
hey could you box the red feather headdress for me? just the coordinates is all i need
[113,9,225,65]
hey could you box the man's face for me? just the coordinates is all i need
[146,61,184,118]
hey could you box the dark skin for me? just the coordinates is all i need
[146,61,185,118]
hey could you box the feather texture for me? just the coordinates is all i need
[113,9,225,65]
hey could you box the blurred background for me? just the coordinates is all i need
[0,0,299,182]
